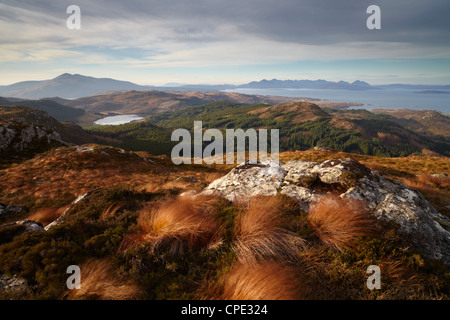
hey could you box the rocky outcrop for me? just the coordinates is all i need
[0,203,26,220]
[0,219,44,234]
[0,219,44,245]
[0,121,65,153]
[202,159,450,265]
[0,274,29,295]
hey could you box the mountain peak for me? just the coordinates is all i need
[0,74,151,99]
[55,73,74,78]
[55,73,86,80]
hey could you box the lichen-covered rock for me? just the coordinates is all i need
[0,274,29,295]
[0,203,26,220]
[202,159,450,265]
[203,161,287,201]
[0,219,45,233]
[0,219,44,244]
[0,121,65,153]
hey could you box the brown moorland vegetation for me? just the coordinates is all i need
[203,261,306,300]
[63,258,142,300]
[0,146,449,300]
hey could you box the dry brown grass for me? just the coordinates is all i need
[404,174,450,189]
[27,205,69,226]
[120,194,226,255]
[232,196,306,265]
[100,202,126,220]
[206,261,305,300]
[295,247,430,300]
[400,174,450,217]
[63,258,141,300]
[307,195,375,251]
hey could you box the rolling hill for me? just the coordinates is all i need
[0,105,95,166]
[51,90,320,116]
[0,96,101,126]
[371,109,450,138]
[0,73,152,99]
[86,101,450,158]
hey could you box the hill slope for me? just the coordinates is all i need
[0,145,448,300]
[54,90,317,116]
[371,109,450,138]
[0,105,95,166]
[123,101,448,157]
[0,96,101,125]
[0,74,152,99]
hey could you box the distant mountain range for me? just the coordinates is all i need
[235,79,374,90]
[1,73,450,100]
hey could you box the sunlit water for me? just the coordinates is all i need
[223,88,450,114]
[94,114,143,125]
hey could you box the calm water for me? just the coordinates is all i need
[223,88,450,114]
[94,114,143,125]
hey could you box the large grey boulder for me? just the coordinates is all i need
[202,159,450,265]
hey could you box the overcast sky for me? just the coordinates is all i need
[1,0,449,85]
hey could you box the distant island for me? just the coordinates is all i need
[236,79,374,91]
[414,90,450,94]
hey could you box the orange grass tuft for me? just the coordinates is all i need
[233,196,306,265]
[27,206,69,226]
[100,202,126,220]
[307,195,374,251]
[64,258,141,300]
[210,261,305,300]
[120,194,226,255]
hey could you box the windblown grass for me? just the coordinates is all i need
[120,194,226,255]
[232,196,306,265]
[100,202,126,220]
[307,195,374,251]
[205,261,305,300]
[63,258,141,300]
[27,205,69,226]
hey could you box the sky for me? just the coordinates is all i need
[1,0,450,86]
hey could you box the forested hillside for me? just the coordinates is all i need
[87,101,450,157]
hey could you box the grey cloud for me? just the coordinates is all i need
[2,0,450,47]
